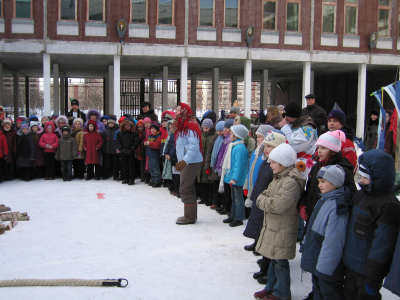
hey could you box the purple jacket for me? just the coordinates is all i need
[214,134,231,176]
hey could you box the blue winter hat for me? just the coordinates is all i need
[317,165,345,188]
[224,119,234,129]
[100,115,109,122]
[20,121,29,129]
[29,115,39,122]
[216,121,225,131]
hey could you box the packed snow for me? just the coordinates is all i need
[0,179,397,300]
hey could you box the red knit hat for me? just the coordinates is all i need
[118,116,126,124]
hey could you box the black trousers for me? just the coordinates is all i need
[20,167,32,181]
[73,159,85,178]
[103,153,119,178]
[344,269,381,300]
[121,154,136,181]
[172,173,180,193]
[222,182,232,211]
[4,162,14,180]
[32,165,45,179]
[0,158,3,182]
[44,152,56,178]
[87,164,101,179]
[211,180,223,206]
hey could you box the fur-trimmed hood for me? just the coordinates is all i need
[73,118,84,128]
[120,119,135,132]
[44,121,56,133]
[32,126,44,135]
[85,120,98,132]
[17,127,31,136]
[55,115,68,128]
[87,109,101,121]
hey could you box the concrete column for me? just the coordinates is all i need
[302,61,311,108]
[13,72,19,120]
[212,68,219,113]
[43,53,51,116]
[149,73,155,107]
[180,58,188,104]
[0,63,3,106]
[162,66,168,111]
[108,65,114,114]
[60,72,65,115]
[270,77,277,105]
[191,74,197,116]
[260,69,268,112]
[113,55,120,118]
[53,64,59,115]
[232,76,238,104]
[356,63,367,138]
[244,59,252,118]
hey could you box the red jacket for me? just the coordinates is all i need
[83,120,103,164]
[39,121,59,153]
[342,139,357,172]
[0,131,8,158]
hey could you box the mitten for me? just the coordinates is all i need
[243,189,248,197]
[205,168,211,176]
[245,198,253,208]
[45,144,51,149]
[365,285,378,296]
[175,160,187,171]
[299,205,308,221]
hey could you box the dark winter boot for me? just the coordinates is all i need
[244,242,256,251]
[121,179,129,184]
[128,180,135,185]
[303,292,313,300]
[176,204,196,225]
[253,257,270,280]
[257,275,268,285]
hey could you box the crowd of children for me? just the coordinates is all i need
[1,100,400,300]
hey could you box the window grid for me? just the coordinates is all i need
[131,0,147,24]
[322,0,336,33]
[14,0,32,19]
[198,0,214,27]
[262,0,277,31]
[378,0,391,37]
[286,0,301,32]
[87,0,105,22]
[344,0,358,35]
[157,0,174,25]
[59,0,77,21]
[224,0,240,28]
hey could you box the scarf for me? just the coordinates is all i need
[218,139,244,193]
[211,135,224,169]
[173,103,203,154]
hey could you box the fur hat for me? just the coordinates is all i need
[263,131,287,148]
[3,118,12,125]
[256,125,274,137]
[230,124,248,140]
[327,110,346,126]
[317,165,345,188]
[216,121,225,131]
[284,100,302,118]
[269,144,297,167]
[201,118,214,128]
[143,117,152,124]
[230,106,240,114]
[73,118,84,127]
[316,130,346,153]
[224,119,234,129]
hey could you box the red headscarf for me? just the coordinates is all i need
[174,103,203,154]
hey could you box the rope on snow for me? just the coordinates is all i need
[0,278,128,287]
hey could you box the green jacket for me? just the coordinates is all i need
[55,131,78,161]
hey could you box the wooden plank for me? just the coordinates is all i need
[0,212,27,218]
[0,207,11,213]
[0,224,5,235]
[1,216,29,221]
[5,219,17,230]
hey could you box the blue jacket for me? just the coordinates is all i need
[243,159,273,240]
[223,140,248,186]
[384,231,400,297]
[342,149,400,289]
[176,130,203,164]
[300,187,352,279]
[245,148,264,194]
[164,133,177,164]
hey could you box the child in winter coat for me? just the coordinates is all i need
[16,122,35,181]
[39,121,59,180]
[198,118,216,205]
[1,118,17,181]
[102,116,119,180]
[342,150,400,300]
[143,117,152,137]
[144,124,162,187]
[55,115,69,138]
[135,120,147,182]
[164,120,179,196]
[55,125,78,181]
[84,109,105,134]
[30,121,45,179]
[0,126,8,183]
[101,115,109,128]
[71,118,85,179]
[244,130,286,285]
[215,118,234,215]
[254,143,306,300]
[220,124,249,227]
[300,165,352,300]
[114,117,139,185]
[204,120,226,209]
[83,120,103,180]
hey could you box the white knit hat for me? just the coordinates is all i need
[269,144,297,167]
[30,121,39,128]
[256,125,274,137]
[230,124,248,140]
[263,131,287,148]
[316,130,346,153]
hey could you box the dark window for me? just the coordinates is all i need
[199,0,213,26]
[16,0,31,19]
[88,0,103,21]
[132,0,146,23]
[60,0,76,20]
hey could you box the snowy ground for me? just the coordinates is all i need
[0,179,398,300]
